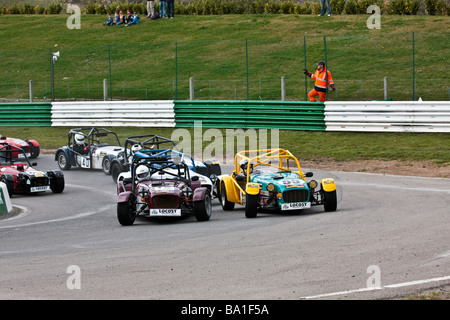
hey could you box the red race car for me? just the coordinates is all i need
[0,143,64,198]
[0,134,40,159]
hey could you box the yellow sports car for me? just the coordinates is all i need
[217,149,337,218]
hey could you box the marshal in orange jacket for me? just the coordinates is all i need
[304,61,336,102]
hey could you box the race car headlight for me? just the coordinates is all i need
[308,180,318,189]
[266,183,275,192]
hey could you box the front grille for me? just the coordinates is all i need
[31,177,49,187]
[283,189,309,203]
[152,195,180,209]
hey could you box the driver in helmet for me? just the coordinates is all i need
[136,165,150,182]
[128,144,142,162]
[73,133,89,155]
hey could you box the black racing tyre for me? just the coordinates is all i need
[205,162,222,177]
[220,181,235,211]
[117,194,137,226]
[111,162,124,183]
[194,190,212,222]
[57,152,71,170]
[102,156,112,175]
[245,194,258,218]
[323,190,337,212]
[50,175,65,193]
[1,174,14,198]
[28,143,40,159]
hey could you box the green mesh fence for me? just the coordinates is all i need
[0,32,448,102]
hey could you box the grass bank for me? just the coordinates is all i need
[1,14,449,101]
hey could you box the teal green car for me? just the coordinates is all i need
[218,149,337,218]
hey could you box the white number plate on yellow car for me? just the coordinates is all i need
[149,208,181,217]
[281,202,311,210]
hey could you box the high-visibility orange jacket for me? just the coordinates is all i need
[311,68,334,92]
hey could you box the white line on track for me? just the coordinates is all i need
[301,275,450,299]
[0,184,115,229]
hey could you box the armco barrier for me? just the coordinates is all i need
[1,101,448,132]
[174,100,326,130]
[51,101,175,127]
[325,101,450,133]
[0,182,13,216]
[0,102,52,126]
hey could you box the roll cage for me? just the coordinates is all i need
[128,150,194,193]
[234,149,308,183]
[67,127,122,151]
[123,134,179,163]
[0,143,36,167]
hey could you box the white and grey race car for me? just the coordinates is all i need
[55,127,124,175]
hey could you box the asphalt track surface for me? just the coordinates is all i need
[0,155,449,301]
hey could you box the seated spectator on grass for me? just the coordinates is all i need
[126,12,140,26]
[126,10,133,24]
[104,13,114,26]
[114,12,120,25]
[117,11,126,25]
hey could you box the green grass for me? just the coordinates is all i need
[1,126,449,166]
[0,14,449,101]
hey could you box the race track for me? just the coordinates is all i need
[0,155,449,300]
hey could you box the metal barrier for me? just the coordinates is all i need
[0,102,52,126]
[325,101,450,133]
[51,101,175,127]
[0,182,12,216]
[0,100,448,132]
[174,100,326,131]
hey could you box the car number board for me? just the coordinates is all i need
[150,208,181,217]
[30,186,50,193]
[281,202,311,210]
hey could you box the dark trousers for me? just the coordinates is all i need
[167,2,174,18]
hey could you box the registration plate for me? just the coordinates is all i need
[281,202,311,211]
[30,186,50,193]
[18,153,31,158]
[149,208,181,217]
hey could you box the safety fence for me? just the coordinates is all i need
[0,100,449,132]
[1,32,449,102]
[0,102,52,126]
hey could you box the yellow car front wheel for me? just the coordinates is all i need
[245,194,258,218]
[220,181,235,211]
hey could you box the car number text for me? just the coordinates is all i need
[281,202,311,210]
[150,208,181,216]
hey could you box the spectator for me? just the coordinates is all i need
[113,12,120,25]
[126,12,140,26]
[167,0,175,18]
[103,13,114,26]
[318,0,332,16]
[126,10,133,24]
[146,0,155,18]
[117,11,126,25]
[160,0,167,18]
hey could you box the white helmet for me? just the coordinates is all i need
[136,165,150,181]
[75,133,85,145]
[131,144,142,155]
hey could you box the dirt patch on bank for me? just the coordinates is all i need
[301,159,450,179]
[43,150,450,179]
